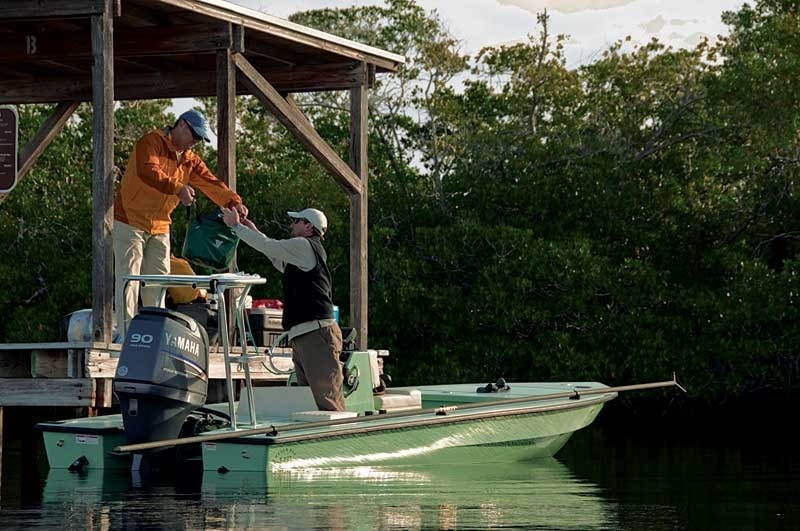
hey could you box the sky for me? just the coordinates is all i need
[175,0,747,132]
[233,0,747,67]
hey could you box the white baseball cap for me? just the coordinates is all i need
[288,208,328,236]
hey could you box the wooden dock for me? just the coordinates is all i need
[0,341,294,409]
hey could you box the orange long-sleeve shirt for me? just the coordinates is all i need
[114,129,242,234]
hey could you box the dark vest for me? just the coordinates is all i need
[281,236,334,330]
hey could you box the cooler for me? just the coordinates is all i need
[249,307,283,347]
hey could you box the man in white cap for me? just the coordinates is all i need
[221,206,344,411]
[113,109,248,332]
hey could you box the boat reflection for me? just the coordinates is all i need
[201,459,617,530]
[38,459,616,530]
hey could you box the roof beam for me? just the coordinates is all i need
[0,0,120,19]
[152,0,402,72]
[234,53,361,195]
[0,63,370,103]
[19,101,80,179]
[0,24,232,62]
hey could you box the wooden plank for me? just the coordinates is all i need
[95,378,113,408]
[85,348,293,380]
[0,378,95,407]
[90,3,115,343]
[216,45,236,214]
[208,356,293,380]
[0,0,108,19]
[0,24,233,62]
[234,53,361,195]
[152,0,403,72]
[0,351,31,377]
[349,71,369,348]
[18,101,79,179]
[85,351,117,378]
[31,349,69,378]
[67,348,84,378]
[232,24,245,54]
[0,406,3,489]
[0,64,371,103]
[217,45,238,339]
[0,341,120,350]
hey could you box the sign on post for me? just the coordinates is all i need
[0,106,19,193]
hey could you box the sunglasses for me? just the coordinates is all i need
[184,120,202,142]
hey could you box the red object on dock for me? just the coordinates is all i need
[251,298,283,310]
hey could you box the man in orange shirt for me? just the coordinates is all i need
[113,109,248,334]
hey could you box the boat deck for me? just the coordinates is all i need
[204,381,617,444]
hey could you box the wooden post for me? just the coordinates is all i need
[216,29,238,190]
[217,31,238,341]
[91,0,115,343]
[349,64,369,349]
[0,406,3,490]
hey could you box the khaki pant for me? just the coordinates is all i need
[113,221,170,335]
[291,324,345,411]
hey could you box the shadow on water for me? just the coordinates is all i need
[558,415,800,531]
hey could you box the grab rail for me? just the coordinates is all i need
[122,273,266,430]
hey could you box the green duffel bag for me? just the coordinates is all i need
[181,207,239,272]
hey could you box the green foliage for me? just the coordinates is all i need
[0,101,173,340]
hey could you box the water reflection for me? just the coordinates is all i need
[202,460,614,530]
[5,425,800,530]
[24,459,614,530]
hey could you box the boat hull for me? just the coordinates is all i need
[201,397,609,472]
[37,381,615,472]
[38,414,129,470]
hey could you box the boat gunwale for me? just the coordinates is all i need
[205,392,617,446]
[36,390,616,443]
[36,423,125,435]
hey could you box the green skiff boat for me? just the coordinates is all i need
[37,273,681,474]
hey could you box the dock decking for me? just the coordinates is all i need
[0,341,294,408]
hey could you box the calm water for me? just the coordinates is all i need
[1,417,798,530]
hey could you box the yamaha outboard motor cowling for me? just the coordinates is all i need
[114,307,209,445]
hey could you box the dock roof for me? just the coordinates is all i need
[0,0,405,104]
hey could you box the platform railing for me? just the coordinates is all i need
[123,273,267,430]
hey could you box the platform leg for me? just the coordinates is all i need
[0,406,4,492]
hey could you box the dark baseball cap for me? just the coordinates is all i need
[179,109,212,143]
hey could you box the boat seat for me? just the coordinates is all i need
[374,389,422,412]
[290,410,358,422]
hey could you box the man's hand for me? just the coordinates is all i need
[178,185,196,206]
[233,203,249,218]
[220,207,240,227]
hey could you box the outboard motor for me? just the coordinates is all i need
[114,307,209,446]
